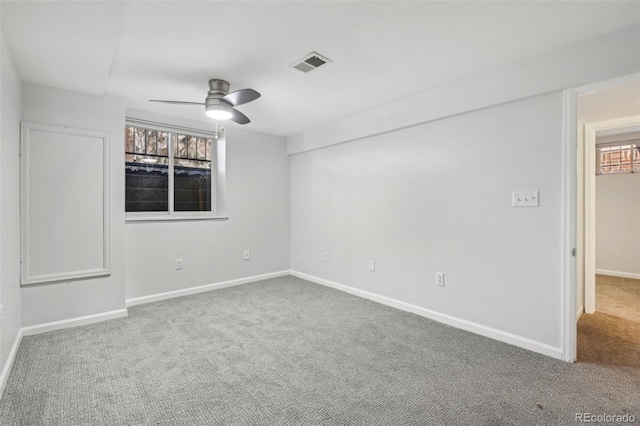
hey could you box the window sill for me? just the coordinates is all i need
[126,215,229,223]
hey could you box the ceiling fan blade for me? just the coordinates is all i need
[221,89,261,107]
[230,108,250,125]
[149,100,205,106]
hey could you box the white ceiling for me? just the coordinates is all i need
[2,1,640,136]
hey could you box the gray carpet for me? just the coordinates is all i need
[1,276,638,425]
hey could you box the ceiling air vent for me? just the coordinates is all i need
[291,52,331,74]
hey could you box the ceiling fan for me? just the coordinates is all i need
[150,79,260,124]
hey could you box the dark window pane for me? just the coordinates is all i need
[174,165,211,212]
[174,135,211,211]
[125,162,169,212]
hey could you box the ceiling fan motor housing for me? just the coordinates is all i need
[206,79,231,106]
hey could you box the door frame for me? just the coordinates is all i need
[562,72,640,362]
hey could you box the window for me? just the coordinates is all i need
[596,141,640,175]
[125,120,223,219]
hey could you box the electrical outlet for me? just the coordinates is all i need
[243,250,251,260]
[435,272,445,287]
[176,259,183,270]
[323,251,329,262]
[369,260,376,272]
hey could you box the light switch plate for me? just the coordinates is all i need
[512,190,539,207]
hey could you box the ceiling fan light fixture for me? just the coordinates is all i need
[206,104,233,121]
[151,78,258,125]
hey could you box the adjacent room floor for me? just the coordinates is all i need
[577,275,640,368]
[2,276,639,425]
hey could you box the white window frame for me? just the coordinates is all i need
[125,118,228,222]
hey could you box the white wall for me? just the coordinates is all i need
[291,92,564,352]
[20,84,126,327]
[596,172,640,277]
[0,28,22,373]
[124,110,290,300]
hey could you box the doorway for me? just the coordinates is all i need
[574,81,640,366]
[562,74,640,362]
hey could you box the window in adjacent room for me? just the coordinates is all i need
[596,140,639,174]
[125,120,223,219]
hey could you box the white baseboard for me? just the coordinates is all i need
[577,306,584,320]
[125,270,291,307]
[21,309,129,337]
[0,328,23,398]
[595,269,640,280]
[291,270,563,360]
